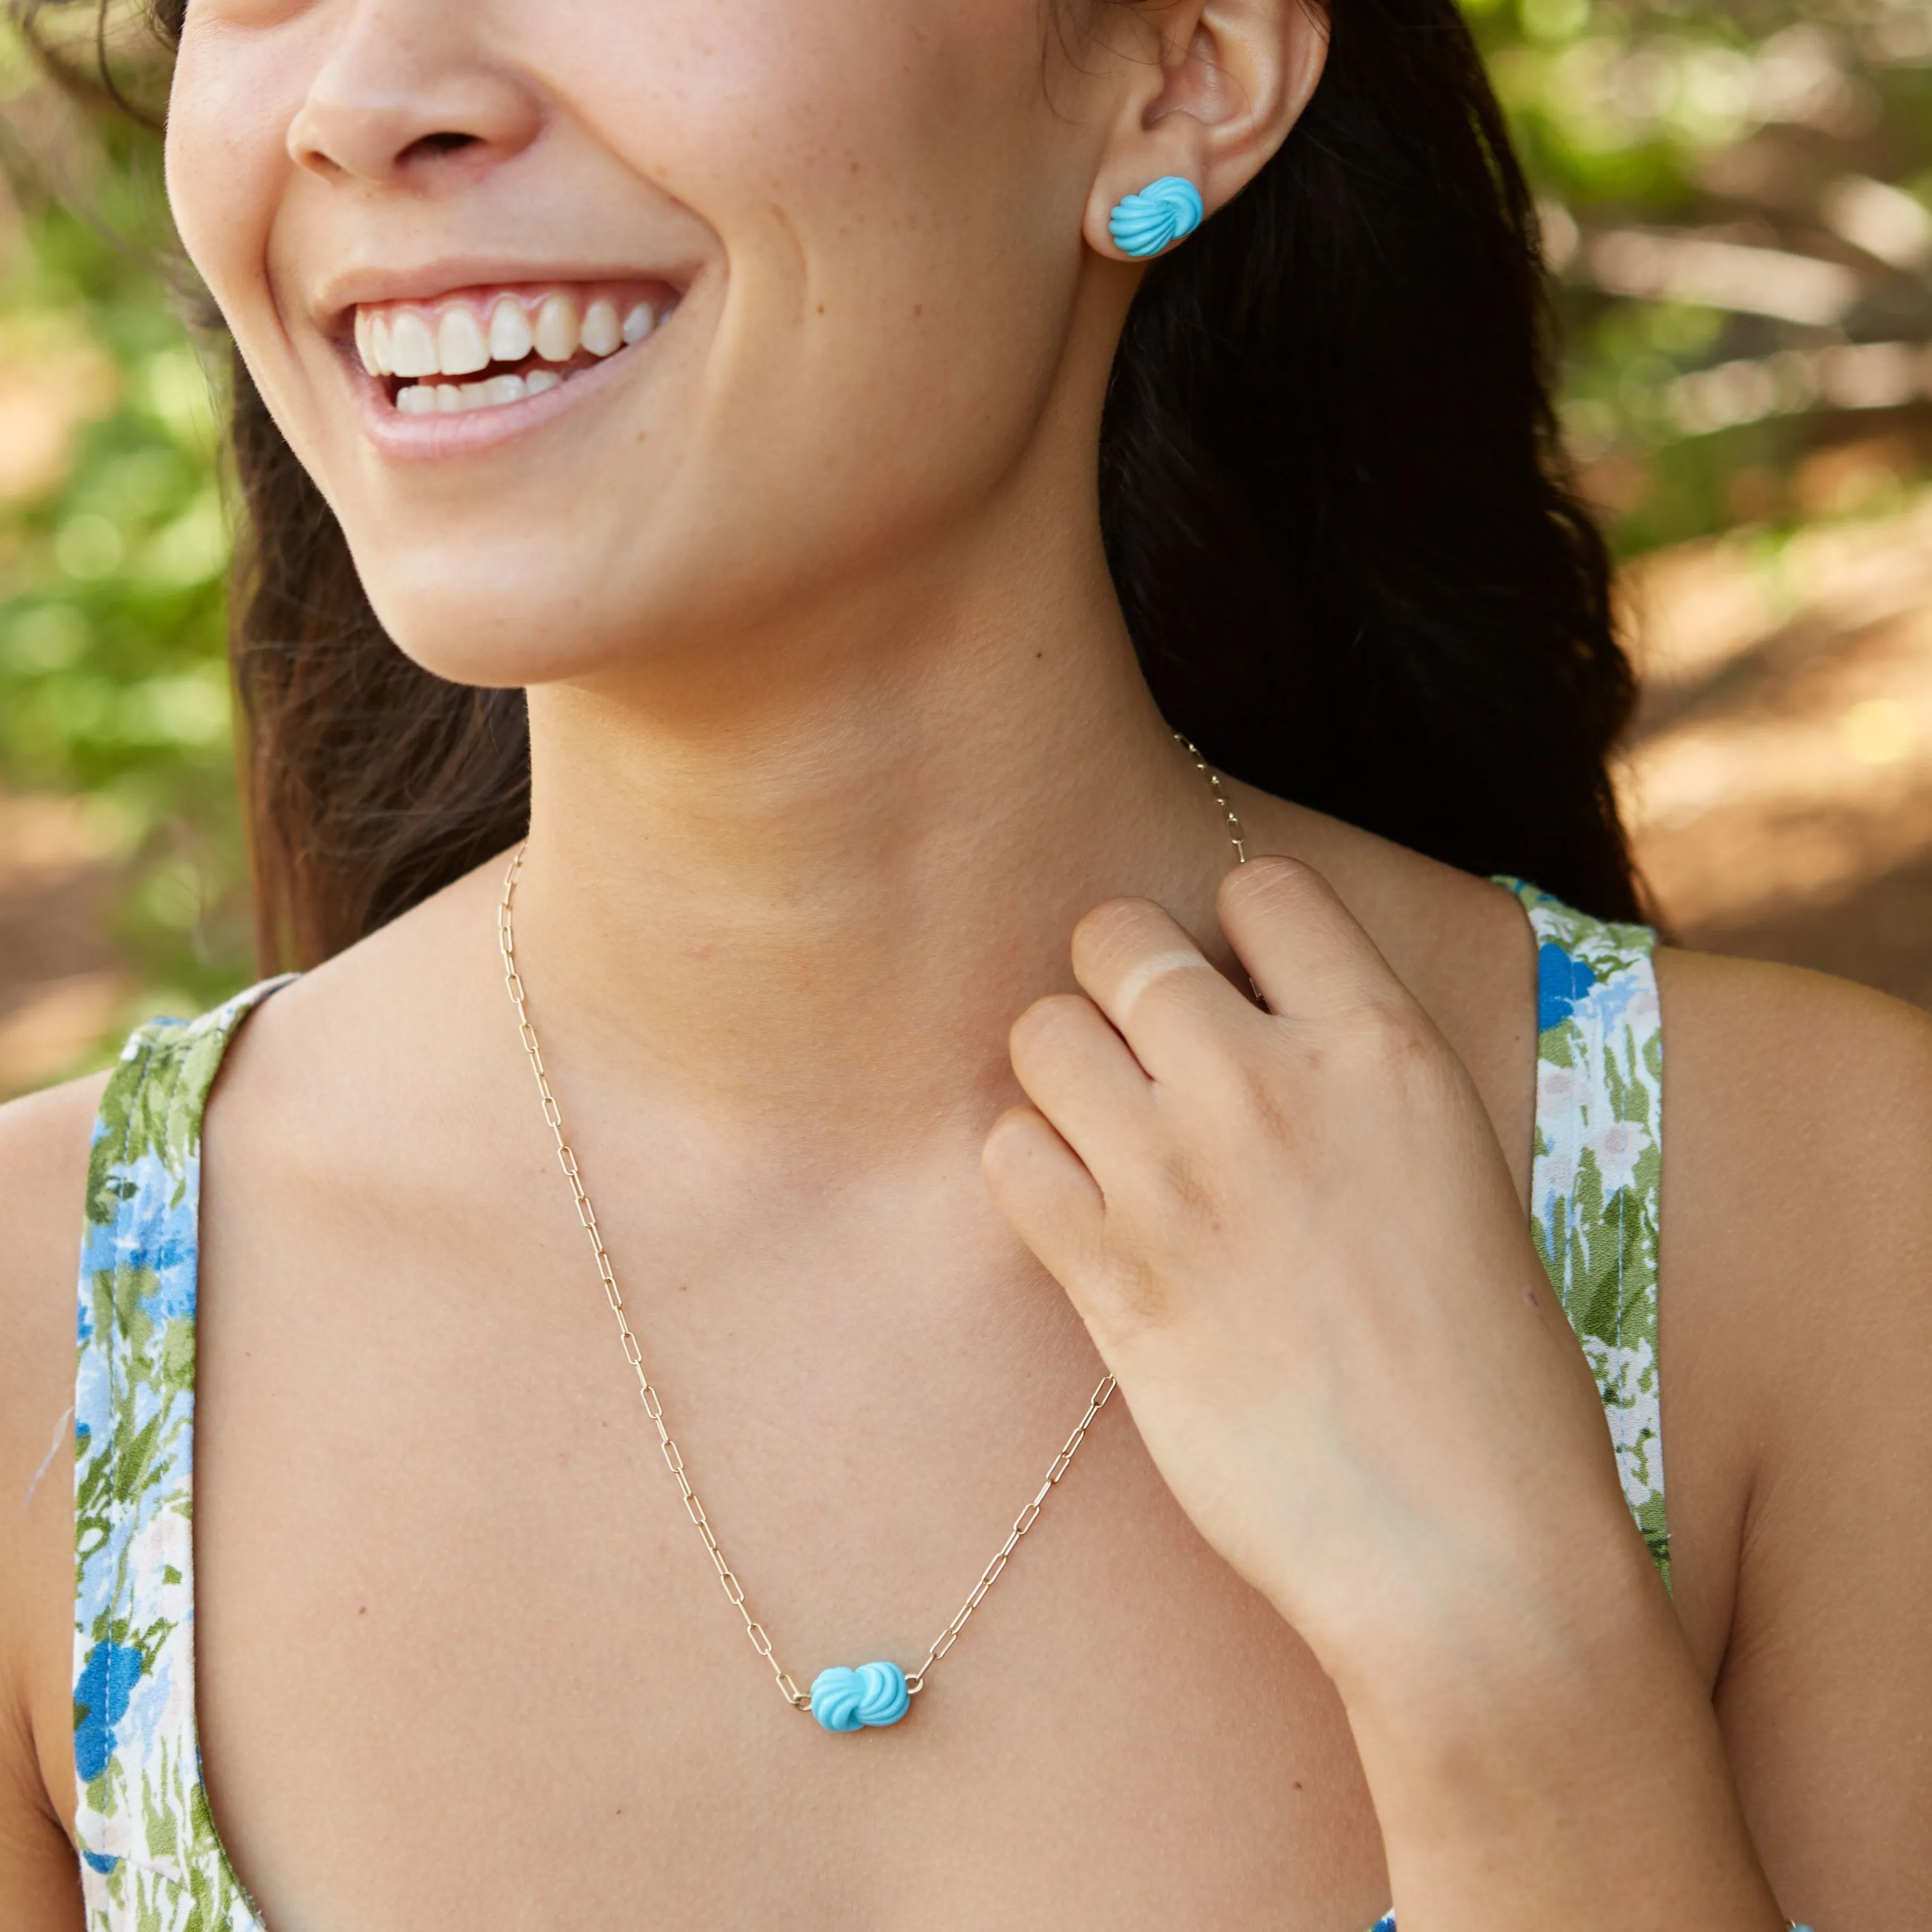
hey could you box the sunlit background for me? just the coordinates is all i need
[2,0,1931,1096]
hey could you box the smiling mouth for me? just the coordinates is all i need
[350,280,678,415]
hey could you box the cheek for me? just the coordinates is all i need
[399,1,1086,684]
[585,0,1080,414]
[557,1,1090,578]
[164,19,303,353]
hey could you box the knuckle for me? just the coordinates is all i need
[1231,1056,1296,1144]
[1097,1248,1174,1329]
[1010,992,1091,1059]
[1228,852,1317,904]
[1150,1143,1224,1223]
[981,1105,1038,1171]
[1176,1016,1283,1120]
[1134,960,1211,1028]
[1342,999,1444,1083]
[1218,853,1323,924]
[1075,894,1161,945]
[1071,895,1165,973]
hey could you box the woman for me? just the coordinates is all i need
[1,0,1926,1924]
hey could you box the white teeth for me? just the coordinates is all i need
[533,293,580,362]
[393,371,538,416]
[437,307,489,376]
[580,298,620,357]
[387,310,438,378]
[454,373,533,410]
[363,288,663,382]
[488,297,533,362]
[376,284,662,418]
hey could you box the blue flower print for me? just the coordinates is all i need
[1537,939,1597,1032]
[74,1639,144,1784]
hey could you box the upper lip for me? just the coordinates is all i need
[313,255,689,327]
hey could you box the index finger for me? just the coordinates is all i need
[1215,857,1414,1024]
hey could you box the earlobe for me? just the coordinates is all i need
[1107,177,1206,259]
[1083,0,1326,262]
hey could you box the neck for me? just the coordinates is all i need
[507,466,1240,1159]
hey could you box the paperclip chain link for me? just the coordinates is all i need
[496,731,1246,1711]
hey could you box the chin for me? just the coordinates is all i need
[355,556,614,689]
[358,540,747,693]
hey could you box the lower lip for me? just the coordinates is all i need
[348,329,658,460]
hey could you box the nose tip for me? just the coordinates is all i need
[287,22,542,185]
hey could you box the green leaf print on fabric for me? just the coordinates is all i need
[1504,879,1670,1592]
[73,982,288,1932]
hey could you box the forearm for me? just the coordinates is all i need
[1326,1534,1786,1932]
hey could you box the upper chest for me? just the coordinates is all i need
[186,1164,1396,1932]
[39,866,1756,1931]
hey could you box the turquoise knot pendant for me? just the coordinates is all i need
[809,1661,909,1732]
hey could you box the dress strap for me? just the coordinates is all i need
[72,980,288,1927]
[1499,879,1669,1590]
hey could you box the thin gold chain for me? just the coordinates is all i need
[1173,730,1249,862]
[496,732,1246,1713]
[497,855,815,1707]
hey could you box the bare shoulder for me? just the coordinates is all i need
[0,1071,109,1924]
[1654,944,1932,1535]
[1655,949,1932,1913]
[1661,938,1932,1117]
[0,1068,109,1526]
[1657,944,1932,1354]
[0,1067,108,1249]
[208,854,505,1114]
[0,853,492,1929]
[1654,947,1932,1522]
[0,856,493,1924]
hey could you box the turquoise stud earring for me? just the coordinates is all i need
[1107,176,1205,258]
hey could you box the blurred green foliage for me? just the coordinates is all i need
[1465,0,1932,549]
[0,0,1929,1079]
[1,28,248,1035]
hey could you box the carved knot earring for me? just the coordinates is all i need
[1107,176,1205,258]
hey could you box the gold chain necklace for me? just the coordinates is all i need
[496,731,1246,1731]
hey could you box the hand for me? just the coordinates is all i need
[982,857,1646,1697]
[984,857,1789,1929]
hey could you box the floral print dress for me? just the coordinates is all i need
[70,883,1667,1931]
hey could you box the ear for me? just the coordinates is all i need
[1082,0,1329,262]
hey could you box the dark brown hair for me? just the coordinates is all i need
[33,0,1640,967]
